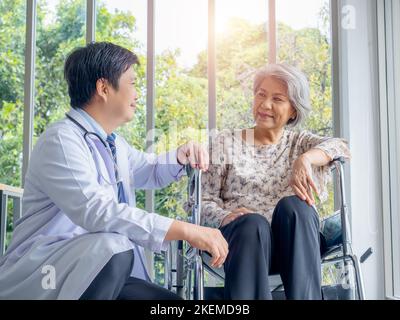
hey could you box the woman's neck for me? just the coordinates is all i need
[252,126,284,145]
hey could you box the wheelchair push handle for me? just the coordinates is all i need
[330,156,346,170]
[331,156,346,164]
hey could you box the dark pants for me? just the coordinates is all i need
[220,195,322,300]
[79,249,182,300]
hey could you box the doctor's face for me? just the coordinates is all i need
[106,67,138,125]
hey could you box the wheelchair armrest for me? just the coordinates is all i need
[331,156,346,165]
[329,157,347,173]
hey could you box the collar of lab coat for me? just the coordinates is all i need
[66,108,98,136]
[75,108,108,141]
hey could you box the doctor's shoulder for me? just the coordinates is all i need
[32,119,88,157]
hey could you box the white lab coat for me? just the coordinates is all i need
[0,108,185,299]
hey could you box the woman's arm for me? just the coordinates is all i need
[300,148,331,166]
[297,131,351,163]
[290,131,351,205]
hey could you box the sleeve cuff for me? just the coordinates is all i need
[165,150,186,180]
[151,215,174,253]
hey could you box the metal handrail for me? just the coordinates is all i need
[0,184,24,257]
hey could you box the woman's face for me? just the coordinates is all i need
[252,76,296,131]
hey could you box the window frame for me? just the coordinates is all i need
[21,0,339,283]
[378,0,400,300]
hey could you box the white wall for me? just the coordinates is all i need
[337,0,385,299]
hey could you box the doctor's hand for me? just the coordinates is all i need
[185,224,228,268]
[177,141,209,171]
[165,220,228,268]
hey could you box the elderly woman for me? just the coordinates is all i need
[201,63,350,300]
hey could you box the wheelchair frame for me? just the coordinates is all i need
[166,158,366,300]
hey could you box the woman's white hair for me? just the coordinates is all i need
[253,63,311,127]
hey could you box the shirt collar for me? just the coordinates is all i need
[75,108,109,141]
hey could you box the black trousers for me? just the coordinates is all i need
[220,195,323,300]
[79,249,182,300]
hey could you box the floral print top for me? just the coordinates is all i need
[200,129,351,228]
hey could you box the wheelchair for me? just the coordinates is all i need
[165,158,369,300]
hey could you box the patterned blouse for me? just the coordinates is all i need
[200,129,350,228]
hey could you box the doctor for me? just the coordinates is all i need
[0,42,228,300]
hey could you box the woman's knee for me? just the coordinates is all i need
[273,195,318,224]
[231,213,270,239]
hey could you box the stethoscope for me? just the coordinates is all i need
[66,113,122,186]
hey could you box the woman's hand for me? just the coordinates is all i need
[221,207,252,227]
[290,154,318,206]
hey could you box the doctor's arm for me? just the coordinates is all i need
[32,128,175,253]
[129,140,209,190]
[33,129,226,265]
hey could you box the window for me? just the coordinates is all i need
[34,0,86,141]
[275,0,336,289]
[96,0,148,209]
[211,0,334,217]
[277,0,332,135]
[277,0,334,218]
[154,0,208,286]
[215,0,268,130]
[7,0,341,289]
[391,0,400,298]
[154,0,208,219]
[380,0,400,299]
[0,0,26,188]
[0,0,26,249]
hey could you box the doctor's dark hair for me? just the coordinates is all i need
[64,42,139,109]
